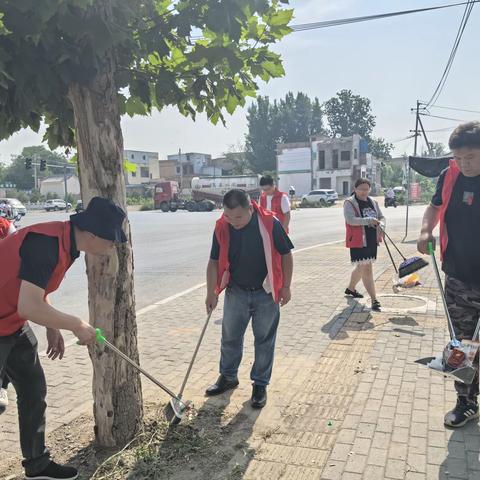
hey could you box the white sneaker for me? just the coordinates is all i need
[0,388,9,408]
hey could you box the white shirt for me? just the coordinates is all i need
[266,194,291,214]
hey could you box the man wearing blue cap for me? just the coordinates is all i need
[0,197,128,480]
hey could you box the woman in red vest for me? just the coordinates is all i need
[343,178,384,312]
[204,189,294,409]
[259,175,291,232]
[0,213,16,409]
[417,121,480,428]
[0,197,127,480]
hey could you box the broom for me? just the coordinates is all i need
[381,227,429,278]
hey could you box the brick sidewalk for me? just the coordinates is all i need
[1,240,479,479]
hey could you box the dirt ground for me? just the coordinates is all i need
[1,398,262,480]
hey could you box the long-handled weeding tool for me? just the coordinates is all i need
[414,243,479,384]
[163,311,213,425]
[93,329,192,421]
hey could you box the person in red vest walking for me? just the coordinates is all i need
[205,189,294,408]
[259,175,291,232]
[417,121,480,428]
[0,197,127,480]
[0,212,16,410]
[343,178,384,312]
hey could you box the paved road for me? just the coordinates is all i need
[18,203,427,351]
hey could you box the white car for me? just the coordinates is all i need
[44,199,72,212]
[301,189,339,206]
[0,197,27,216]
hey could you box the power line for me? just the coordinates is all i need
[292,1,479,32]
[426,104,480,115]
[191,1,480,39]
[424,0,475,107]
[420,112,470,122]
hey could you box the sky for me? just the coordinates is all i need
[0,0,479,163]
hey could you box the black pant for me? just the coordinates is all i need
[0,324,50,475]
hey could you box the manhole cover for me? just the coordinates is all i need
[377,294,427,311]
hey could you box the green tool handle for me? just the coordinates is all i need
[428,242,457,341]
[80,328,183,404]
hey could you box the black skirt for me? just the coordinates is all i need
[350,226,378,264]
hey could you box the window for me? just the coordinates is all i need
[131,171,136,177]
[341,151,351,162]
[332,150,339,169]
[155,186,164,194]
[318,150,325,170]
[131,154,134,159]
[140,167,149,178]
[354,149,358,160]
[176,167,181,174]
[142,155,146,160]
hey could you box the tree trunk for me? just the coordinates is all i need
[67,9,143,445]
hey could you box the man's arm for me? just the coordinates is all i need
[205,259,219,313]
[417,204,441,254]
[279,252,293,306]
[18,281,96,344]
[282,212,291,231]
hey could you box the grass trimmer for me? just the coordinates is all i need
[381,227,429,278]
[414,243,480,384]
[92,329,192,422]
[163,311,213,425]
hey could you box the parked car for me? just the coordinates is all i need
[301,189,339,206]
[75,201,84,213]
[0,197,27,216]
[44,199,72,212]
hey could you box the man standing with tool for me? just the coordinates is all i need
[259,175,291,233]
[417,121,480,428]
[205,189,294,408]
[0,197,127,480]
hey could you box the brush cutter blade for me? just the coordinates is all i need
[399,257,429,278]
[163,398,191,425]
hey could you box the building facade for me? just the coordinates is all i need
[124,149,159,185]
[39,174,81,198]
[277,135,382,197]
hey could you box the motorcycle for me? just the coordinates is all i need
[384,196,397,208]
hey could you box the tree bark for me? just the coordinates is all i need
[67,3,143,446]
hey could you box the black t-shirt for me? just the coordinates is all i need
[356,196,378,247]
[210,212,293,289]
[18,222,80,289]
[432,169,480,285]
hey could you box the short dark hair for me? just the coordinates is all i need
[259,175,274,187]
[449,121,480,150]
[223,189,251,209]
[354,178,371,188]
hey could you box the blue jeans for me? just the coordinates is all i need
[220,285,280,386]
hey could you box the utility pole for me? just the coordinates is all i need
[403,100,420,242]
[33,155,38,190]
[64,165,69,210]
[178,147,182,189]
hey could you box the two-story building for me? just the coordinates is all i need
[277,135,382,197]
[124,149,159,185]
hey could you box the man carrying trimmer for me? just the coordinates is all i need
[259,175,291,232]
[417,121,480,428]
[0,197,127,480]
[205,189,293,408]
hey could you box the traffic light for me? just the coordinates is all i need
[40,159,47,171]
[25,157,32,169]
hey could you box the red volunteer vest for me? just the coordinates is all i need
[344,197,383,248]
[439,160,461,260]
[0,221,74,336]
[0,217,12,240]
[214,202,284,303]
[260,189,288,232]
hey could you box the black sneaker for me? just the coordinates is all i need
[25,461,78,480]
[345,288,364,299]
[444,397,479,428]
[251,385,267,409]
[205,374,239,396]
[371,300,381,312]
